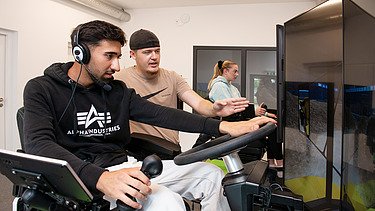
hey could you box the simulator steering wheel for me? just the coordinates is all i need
[174,122,277,165]
[174,123,306,211]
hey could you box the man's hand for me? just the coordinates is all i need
[255,103,277,119]
[219,116,277,137]
[96,167,152,209]
[213,97,249,117]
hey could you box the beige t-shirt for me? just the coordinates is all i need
[117,66,191,144]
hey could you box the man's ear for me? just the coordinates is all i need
[129,50,136,59]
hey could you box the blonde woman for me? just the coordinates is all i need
[208,60,241,102]
[204,60,282,169]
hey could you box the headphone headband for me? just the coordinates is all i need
[72,25,90,64]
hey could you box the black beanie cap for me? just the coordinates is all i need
[129,29,160,50]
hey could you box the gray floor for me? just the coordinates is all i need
[0,173,14,211]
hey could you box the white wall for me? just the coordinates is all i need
[0,0,314,151]
[120,2,315,74]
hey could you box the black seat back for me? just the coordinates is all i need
[16,107,25,151]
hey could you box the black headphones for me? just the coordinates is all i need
[72,25,91,64]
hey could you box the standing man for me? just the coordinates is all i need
[118,29,249,144]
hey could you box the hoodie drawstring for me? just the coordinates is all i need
[101,88,109,139]
[68,79,79,137]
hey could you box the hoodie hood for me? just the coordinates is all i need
[44,62,74,88]
[210,76,229,89]
[44,62,105,91]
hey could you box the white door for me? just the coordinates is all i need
[0,33,5,149]
[0,28,18,151]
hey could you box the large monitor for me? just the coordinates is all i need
[283,0,375,210]
[0,149,93,203]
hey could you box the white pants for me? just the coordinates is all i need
[106,157,230,211]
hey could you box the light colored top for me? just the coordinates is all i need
[118,66,191,144]
[209,76,241,102]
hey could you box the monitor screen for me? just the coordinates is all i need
[283,0,375,209]
[250,74,277,110]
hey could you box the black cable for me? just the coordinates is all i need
[82,63,112,91]
[270,183,284,191]
[57,64,83,126]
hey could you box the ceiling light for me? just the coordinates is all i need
[67,0,130,22]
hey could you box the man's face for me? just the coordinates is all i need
[87,40,122,83]
[131,47,160,76]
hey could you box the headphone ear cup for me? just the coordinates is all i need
[72,43,91,64]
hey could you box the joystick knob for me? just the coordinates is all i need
[115,155,163,211]
[140,154,163,178]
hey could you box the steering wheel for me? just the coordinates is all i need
[174,122,277,165]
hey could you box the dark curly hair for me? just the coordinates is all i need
[71,20,126,48]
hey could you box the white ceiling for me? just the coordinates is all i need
[107,0,319,10]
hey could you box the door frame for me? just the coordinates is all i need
[0,28,19,150]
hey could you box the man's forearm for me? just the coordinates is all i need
[196,99,216,117]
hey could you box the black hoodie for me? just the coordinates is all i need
[23,62,221,193]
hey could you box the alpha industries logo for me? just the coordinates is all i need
[67,105,120,137]
[77,104,111,128]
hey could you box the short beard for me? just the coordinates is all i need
[103,76,114,83]
[88,72,113,84]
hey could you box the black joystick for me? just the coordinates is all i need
[140,154,163,179]
[115,154,163,211]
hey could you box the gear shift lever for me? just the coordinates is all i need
[115,155,163,210]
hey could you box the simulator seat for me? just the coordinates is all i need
[126,132,182,161]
